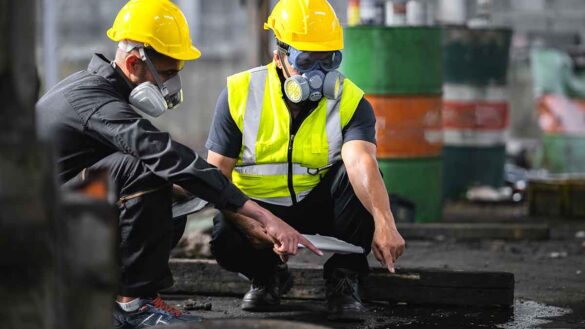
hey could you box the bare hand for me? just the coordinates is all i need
[237,200,323,261]
[224,212,273,249]
[371,222,405,273]
[263,213,323,261]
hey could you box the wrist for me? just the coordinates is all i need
[373,211,397,229]
[242,200,271,226]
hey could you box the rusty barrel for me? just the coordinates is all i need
[367,95,443,158]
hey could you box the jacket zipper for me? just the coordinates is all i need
[286,101,322,205]
[288,132,297,205]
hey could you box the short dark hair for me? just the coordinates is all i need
[276,40,290,52]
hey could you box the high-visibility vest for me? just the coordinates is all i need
[227,62,364,206]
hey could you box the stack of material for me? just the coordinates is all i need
[441,27,512,200]
[532,48,585,173]
[341,26,443,222]
[528,175,585,219]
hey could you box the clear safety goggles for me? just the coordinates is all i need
[280,45,342,73]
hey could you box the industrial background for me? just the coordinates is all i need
[36,0,585,151]
[3,0,585,328]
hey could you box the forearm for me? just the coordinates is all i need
[222,208,273,248]
[345,155,397,229]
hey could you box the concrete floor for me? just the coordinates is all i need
[167,218,585,328]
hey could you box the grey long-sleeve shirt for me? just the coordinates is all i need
[36,53,248,211]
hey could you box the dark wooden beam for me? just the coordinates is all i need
[165,259,514,307]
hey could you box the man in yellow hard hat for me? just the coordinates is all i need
[206,0,406,320]
[36,0,321,327]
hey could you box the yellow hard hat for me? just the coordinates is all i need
[107,0,201,61]
[264,0,343,51]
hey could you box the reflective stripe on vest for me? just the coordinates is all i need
[241,67,267,165]
[235,163,307,176]
[228,62,364,206]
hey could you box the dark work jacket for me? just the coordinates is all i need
[36,54,248,211]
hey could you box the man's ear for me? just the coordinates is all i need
[124,53,143,84]
[273,50,282,69]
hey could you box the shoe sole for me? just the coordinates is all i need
[241,273,294,312]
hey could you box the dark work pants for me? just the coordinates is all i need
[210,163,375,281]
[65,152,186,297]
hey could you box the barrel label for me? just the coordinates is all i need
[443,100,509,130]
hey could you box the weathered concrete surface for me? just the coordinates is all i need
[165,217,585,328]
[162,296,576,329]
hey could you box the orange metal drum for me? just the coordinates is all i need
[366,95,443,158]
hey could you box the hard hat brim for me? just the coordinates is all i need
[107,28,202,61]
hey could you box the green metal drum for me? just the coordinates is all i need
[442,27,512,86]
[341,26,443,95]
[538,134,585,173]
[442,145,506,200]
[378,157,443,223]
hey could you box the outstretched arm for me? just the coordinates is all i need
[341,140,405,273]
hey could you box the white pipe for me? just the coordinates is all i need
[438,0,467,25]
[42,0,59,90]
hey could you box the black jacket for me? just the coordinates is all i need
[36,54,248,211]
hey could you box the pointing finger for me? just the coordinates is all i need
[299,236,323,256]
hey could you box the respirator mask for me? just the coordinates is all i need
[279,45,344,103]
[119,41,184,117]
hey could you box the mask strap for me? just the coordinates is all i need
[278,46,294,80]
[138,47,168,96]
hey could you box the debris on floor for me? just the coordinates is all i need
[183,299,213,311]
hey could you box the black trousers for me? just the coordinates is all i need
[210,163,375,281]
[65,152,186,297]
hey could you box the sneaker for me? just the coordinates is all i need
[113,296,202,328]
[325,268,367,321]
[241,263,294,311]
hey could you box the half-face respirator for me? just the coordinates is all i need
[279,45,344,103]
[119,41,184,117]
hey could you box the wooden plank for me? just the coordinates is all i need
[397,222,550,241]
[165,259,514,307]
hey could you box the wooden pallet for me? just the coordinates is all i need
[165,259,514,307]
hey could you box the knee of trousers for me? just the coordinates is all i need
[209,212,240,263]
[209,212,279,277]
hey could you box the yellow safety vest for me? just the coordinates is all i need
[227,62,364,206]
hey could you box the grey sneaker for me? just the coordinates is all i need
[241,263,294,311]
[325,268,367,321]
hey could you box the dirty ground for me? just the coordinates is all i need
[166,207,585,329]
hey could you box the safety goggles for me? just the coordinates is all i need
[281,45,342,73]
